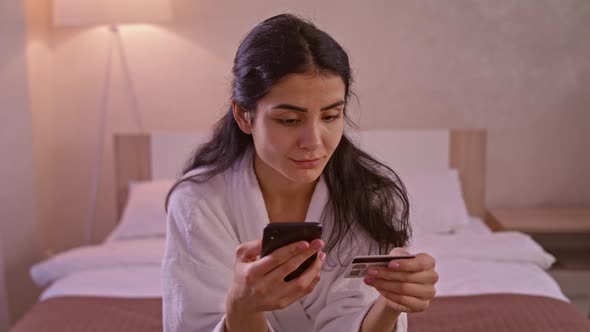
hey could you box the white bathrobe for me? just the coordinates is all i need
[162,149,408,332]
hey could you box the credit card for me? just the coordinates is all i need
[344,254,416,278]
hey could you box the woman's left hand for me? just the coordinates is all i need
[363,248,438,313]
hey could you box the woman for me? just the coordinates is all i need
[162,14,438,332]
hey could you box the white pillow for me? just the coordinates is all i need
[105,179,175,242]
[401,169,471,235]
[105,170,470,241]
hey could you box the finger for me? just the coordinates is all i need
[289,251,325,287]
[378,290,431,313]
[268,240,324,280]
[278,252,324,300]
[389,247,411,256]
[388,252,435,273]
[366,267,439,284]
[266,255,323,309]
[235,240,262,262]
[251,240,318,276]
[366,279,436,300]
[303,271,321,294]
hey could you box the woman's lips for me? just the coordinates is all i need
[290,157,322,169]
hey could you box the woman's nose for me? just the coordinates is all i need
[298,121,321,151]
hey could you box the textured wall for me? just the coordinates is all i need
[25,0,590,257]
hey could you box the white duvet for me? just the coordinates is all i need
[31,239,164,300]
[30,219,568,302]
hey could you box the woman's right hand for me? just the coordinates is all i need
[225,239,325,331]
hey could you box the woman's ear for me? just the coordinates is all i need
[232,101,253,135]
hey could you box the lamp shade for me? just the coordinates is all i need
[53,0,172,27]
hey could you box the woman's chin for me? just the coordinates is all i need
[284,168,324,184]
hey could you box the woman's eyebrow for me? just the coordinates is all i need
[272,100,345,112]
[320,100,345,111]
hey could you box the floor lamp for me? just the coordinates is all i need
[52,0,173,244]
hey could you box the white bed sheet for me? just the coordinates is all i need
[33,217,568,303]
[409,217,567,302]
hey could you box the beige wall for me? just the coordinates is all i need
[0,0,41,327]
[19,0,590,312]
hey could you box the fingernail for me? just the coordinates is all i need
[367,268,378,276]
[319,252,326,262]
[389,261,400,269]
[311,240,323,250]
[364,277,375,285]
[297,242,309,250]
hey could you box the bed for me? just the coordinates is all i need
[11,130,590,331]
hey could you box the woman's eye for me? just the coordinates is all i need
[278,119,299,126]
[323,114,341,122]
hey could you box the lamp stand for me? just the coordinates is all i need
[85,25,145,245]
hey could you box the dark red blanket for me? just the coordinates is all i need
[11,294,590,331]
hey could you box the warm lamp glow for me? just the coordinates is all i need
[53,0,172,27]
[52,0,172,244]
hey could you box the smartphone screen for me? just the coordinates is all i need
[261,222,323,281]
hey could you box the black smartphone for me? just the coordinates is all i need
[261,222,323,282]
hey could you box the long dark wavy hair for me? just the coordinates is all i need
[166,13,411,260]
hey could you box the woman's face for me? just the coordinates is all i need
[247,72,346,185]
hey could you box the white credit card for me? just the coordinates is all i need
[343,255,416,278]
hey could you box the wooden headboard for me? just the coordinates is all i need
[114,129,487,219]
